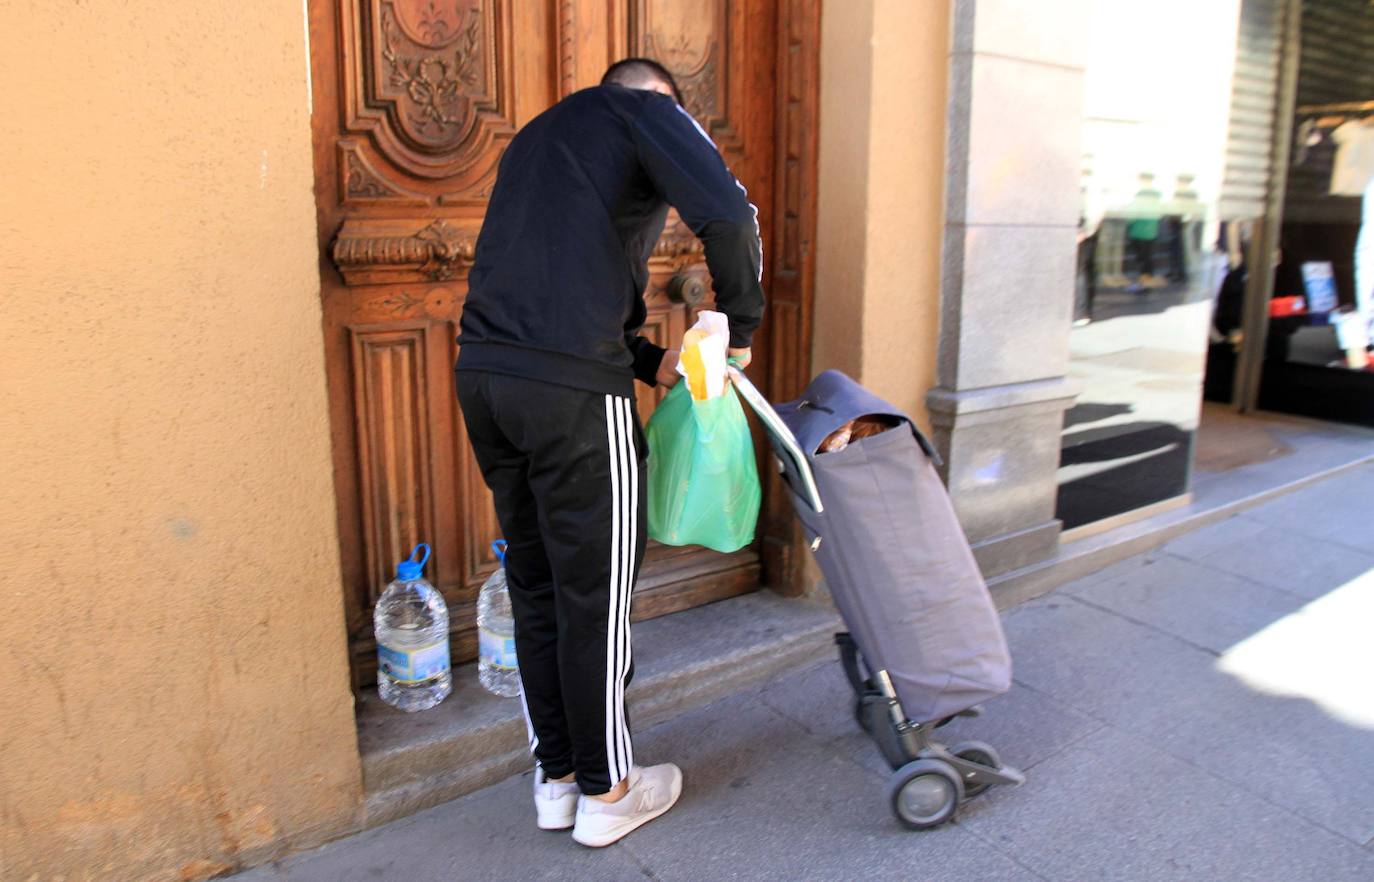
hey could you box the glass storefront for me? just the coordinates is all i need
[1059,1,1244,529]
[1251,1,1374,428]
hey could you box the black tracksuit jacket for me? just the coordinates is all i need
[456,84,765,396]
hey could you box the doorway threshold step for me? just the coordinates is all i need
[357,591,840,829]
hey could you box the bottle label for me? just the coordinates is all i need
[479,627,519,671]
[378,640,450,685]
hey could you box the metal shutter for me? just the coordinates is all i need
[1220,0,1285,220]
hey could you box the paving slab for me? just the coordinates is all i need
[1062,553,1306,654]
[753,658,949,772]
[1149,512,1270,560]
[1160,516,1374,601]
[1052,548,1166,596]
[620,689,1043,882]
[957,725,1374,882]
[232,775,649,882]
[1164,566,1374,846]
[756,656,933,780]
[1163,682,1374,847]
[998,595,1234,732]
[933,680,1106,773]
[1239,464,1374,554]
[755,654,894,779]
[757,658,1103,782]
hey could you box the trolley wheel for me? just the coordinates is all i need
[950,740,1001,799]
[888,759,964,830]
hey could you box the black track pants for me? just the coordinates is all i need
[456,370,646,795]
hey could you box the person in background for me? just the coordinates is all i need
[454,58,765,847]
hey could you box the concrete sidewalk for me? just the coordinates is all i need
[236,463,1374,881]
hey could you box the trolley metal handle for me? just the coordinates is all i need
[727,365,824,514]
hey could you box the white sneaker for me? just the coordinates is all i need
[571,764,683,848]
[533,768,579,831]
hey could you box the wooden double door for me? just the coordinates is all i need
[307,0,818,685]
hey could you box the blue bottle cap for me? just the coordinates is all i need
[396,543,431,580]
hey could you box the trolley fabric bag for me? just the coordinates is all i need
[776,370,1011,724]
[645,380,761,553]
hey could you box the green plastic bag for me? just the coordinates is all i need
[645,381,761,553]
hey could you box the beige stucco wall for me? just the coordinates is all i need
[814,0,949,434]
[0,3,362,880]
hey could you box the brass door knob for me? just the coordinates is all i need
[666,273,706,306]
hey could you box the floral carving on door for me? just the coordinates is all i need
[631,0,741,153]
[390,0,472,47]
[339,0,516,196]
[380,6,482,139]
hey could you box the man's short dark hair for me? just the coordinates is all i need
[601,58,683,105]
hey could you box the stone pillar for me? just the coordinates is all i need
[927,0,1089,578]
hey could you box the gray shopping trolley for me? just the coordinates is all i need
[729,366,1025,829]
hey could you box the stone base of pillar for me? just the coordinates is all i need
[971,518,1063,580]
[927,377,1080,578]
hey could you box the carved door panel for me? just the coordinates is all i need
[620,0,780,619]
[309,0,803,686]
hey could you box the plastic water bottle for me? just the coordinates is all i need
[375,543,452,712]
[477,540,521,697]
